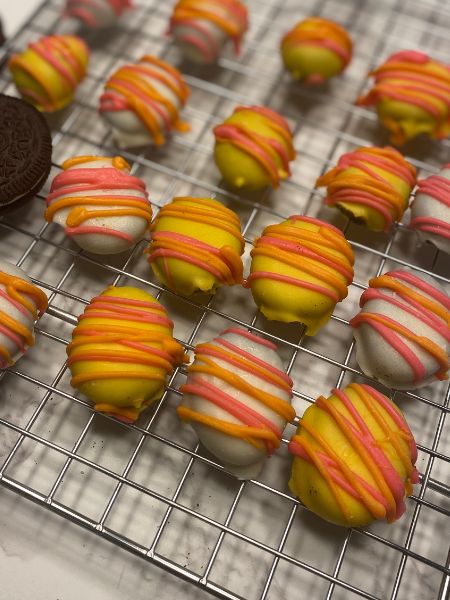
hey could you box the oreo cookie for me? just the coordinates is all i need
[0,95,52,210]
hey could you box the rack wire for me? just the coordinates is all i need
[0,0,449,598]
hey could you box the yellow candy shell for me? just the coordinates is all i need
[68,286,180,417]
[289,387,413,527]
[281,45,343,82]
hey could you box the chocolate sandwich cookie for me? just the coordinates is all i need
[0,95,52,210]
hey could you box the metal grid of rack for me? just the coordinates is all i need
[0,0,449,598]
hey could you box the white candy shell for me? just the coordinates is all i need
[0,261,40,368]
[181,329,293,479]
[101,62,183,148]
[411,166,450,256]
[64,0,130,28]
[353,271,450,390]
[172,20,229,64]
[49,158,150,255]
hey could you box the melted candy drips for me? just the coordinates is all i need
[64,0,132,27]
[9,35,88,111]
[281,17,352,74]
[289,383,419,524]
[356,50,450,144]
[410,167,450,243]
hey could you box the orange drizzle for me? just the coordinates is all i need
[248,217,354,303]
[62,155,131,170]
[9,35,87,110]
[197,342,293,394]
[150,197,243,244]
[45,156,152,236]
[177,406,277,451]
[188,353,295,420]
[0,271,48,366]
[214,106,296,188]
[146,197,244,288]
[356,51,450,143]
[354,384,416,482]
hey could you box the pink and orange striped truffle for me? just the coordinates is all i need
[316,146,416,232]
[9,34,89,112]
[168,0,248,64]
[63,0,133,28]
[213,105,296,191]
[281,17,352,84]
[356,50,450,145]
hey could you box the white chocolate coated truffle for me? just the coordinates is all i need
[178,328,294,479]
[410,165,450,256]
[45,156,152,255]
[168,0,248,64]
[99,56,190,147]
[64,0,132,28]
[350,270,450,390]
[0,261,48,368]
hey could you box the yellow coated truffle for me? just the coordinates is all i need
[146,196,244,295]
[289,383,419,527]
[356,50,450,145]
[67,286,186,422]
[245,215,354,335]
[213,105,296,191]
[9,34,89,112]
[281,17,352,84]
[316,146,417,231]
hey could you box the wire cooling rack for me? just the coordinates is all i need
[0,0,449,599]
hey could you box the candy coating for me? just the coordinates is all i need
[168,0,248,64]
[99,55,190,147]
[289,383,419,527]
[281,17,352,84]
[213,105,295,191]
[356,50,450,145]
[350,270,450,389]
[146,196,244,295]
[178,327,294,479]
[64,0,132,28]
[0,261,48,369]
[67,286,186,422]
[410,165,450,255]
[9,35,89,112]
[316,146,416,231]
[245,216,354,335]
[46,155,152,254]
